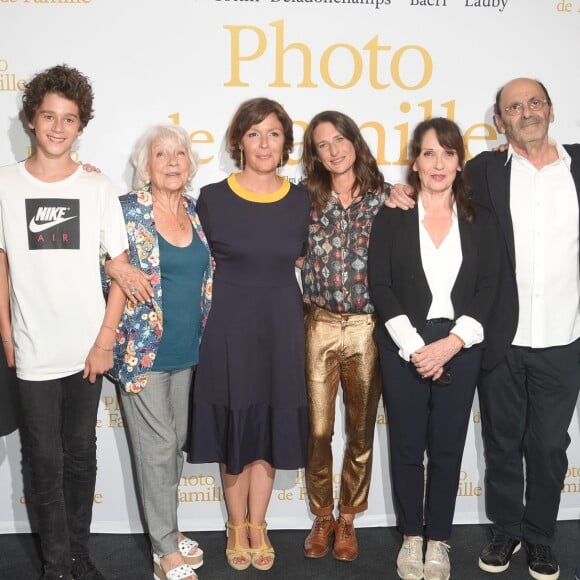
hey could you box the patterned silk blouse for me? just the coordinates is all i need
[302,185,390,314]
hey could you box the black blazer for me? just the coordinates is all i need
[368,201,500,354]
[464,144,580,369]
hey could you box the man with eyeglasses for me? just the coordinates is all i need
[388,77,579,580]
[467,78,580,580]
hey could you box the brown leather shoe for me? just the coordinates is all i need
[332,515,358,561]
[304,515,335,558]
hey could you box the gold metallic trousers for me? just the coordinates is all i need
[304,305,382,515]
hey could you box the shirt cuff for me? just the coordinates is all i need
[451,315,484,349]
[386,315,426,362]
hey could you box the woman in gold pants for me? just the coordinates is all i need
[300,110,390,562]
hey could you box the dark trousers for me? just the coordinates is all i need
[379,320,481,540]
[0,344,20,436]
[478,339,580,545]
[19,372,102,577]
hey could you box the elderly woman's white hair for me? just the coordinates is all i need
[131,125,199,190]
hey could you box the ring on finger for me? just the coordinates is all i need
[130,287,138,295]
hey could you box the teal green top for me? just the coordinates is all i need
[153,226,209,370]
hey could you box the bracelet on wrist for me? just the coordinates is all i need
[2,338,12,343]
[101,325,116,333]
[93,342,114,352]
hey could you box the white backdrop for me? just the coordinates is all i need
[0,0,579,533]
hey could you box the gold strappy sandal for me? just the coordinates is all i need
[225,521,252,571]
[247,520,275,571]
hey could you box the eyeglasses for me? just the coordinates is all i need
[503,97,548,117]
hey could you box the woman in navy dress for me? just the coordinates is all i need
[187,98,310,572]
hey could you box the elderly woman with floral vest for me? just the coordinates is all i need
[105,125,212,580]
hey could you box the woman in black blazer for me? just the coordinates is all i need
[368,118,500,580]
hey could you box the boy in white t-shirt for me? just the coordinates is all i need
[0,64,128,580]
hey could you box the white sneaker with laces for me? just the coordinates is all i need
[397,536,424,580]
[424,540,450,580]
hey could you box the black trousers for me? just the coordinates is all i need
[478,339,580,545]
[19,372,102,578]
[0,345,19,436]
[379,320,481,540]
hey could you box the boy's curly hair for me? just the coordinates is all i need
[22,64,94,129]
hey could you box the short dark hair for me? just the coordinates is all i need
[22,64,94,129]
[407,117,475,223]
[493,78,552,117]
[226,97,294,169]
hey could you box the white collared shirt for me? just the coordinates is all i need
[508,142,580,347]
[386,196,484,361]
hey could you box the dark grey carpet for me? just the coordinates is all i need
[0,521,578,579]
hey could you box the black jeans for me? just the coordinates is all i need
[19,372,102,578]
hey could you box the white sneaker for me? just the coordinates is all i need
[397,536,424,580]
[424,541,450,580]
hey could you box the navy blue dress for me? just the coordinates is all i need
[187,175,310,474]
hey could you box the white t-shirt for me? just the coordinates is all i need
[0,162,128,381]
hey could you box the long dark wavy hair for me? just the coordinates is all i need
[302,111,384,211]
[407,117,475,223]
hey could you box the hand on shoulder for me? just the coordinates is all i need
[385,183,415,210]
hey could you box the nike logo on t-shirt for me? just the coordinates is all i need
[25,199,81,250]
[29,215,77,233]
